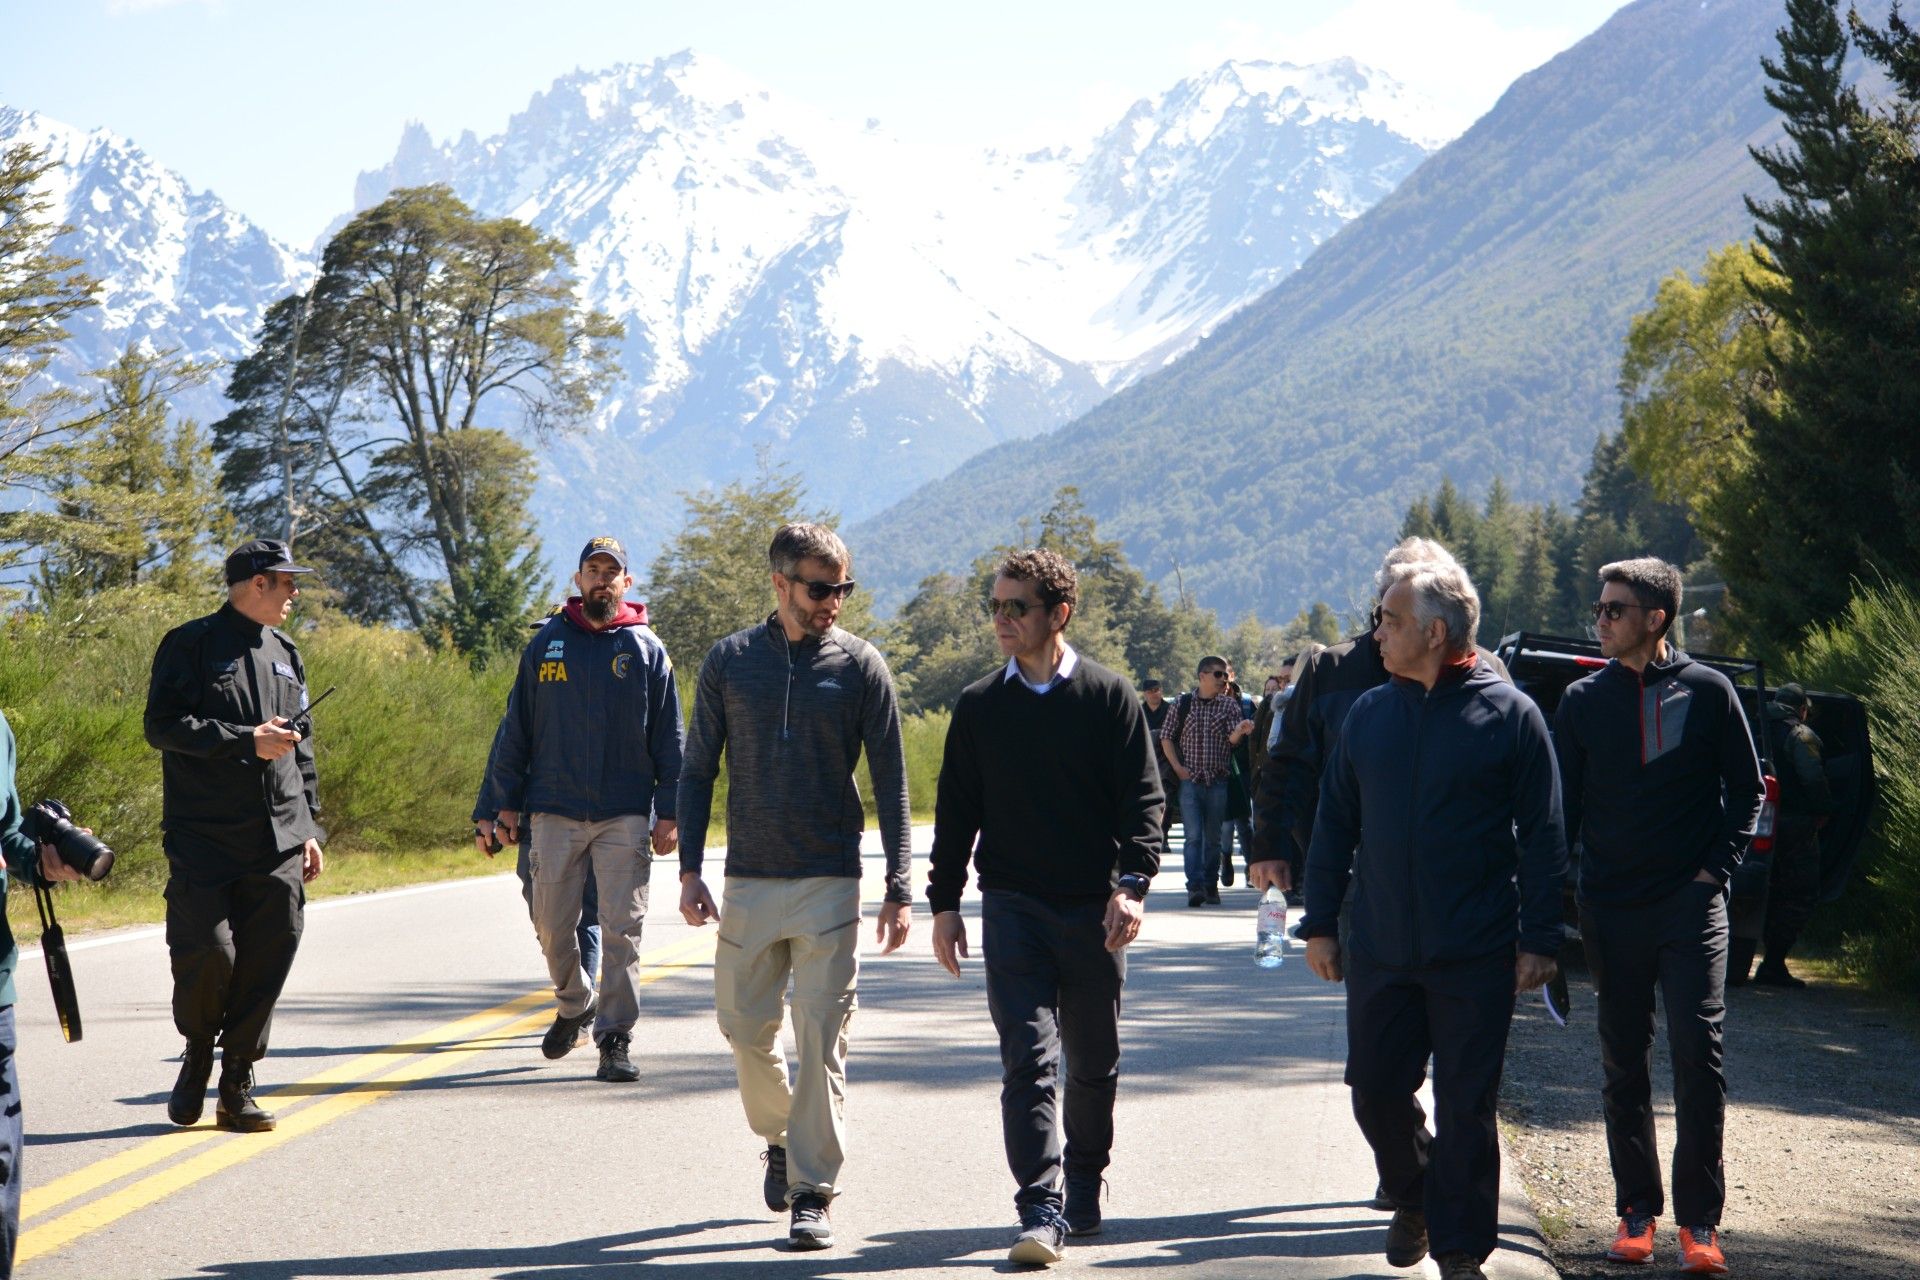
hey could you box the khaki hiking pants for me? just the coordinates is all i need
[715,876,861,1202]
[529,813,653,1041]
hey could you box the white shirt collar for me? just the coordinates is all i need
[1003,641,1079,694]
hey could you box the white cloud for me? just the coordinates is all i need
[1186,0,1607,140]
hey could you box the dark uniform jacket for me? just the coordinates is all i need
[1765,704,1835,824]
[482,604,683,824]
[144,604,321,882]
[1300,659,1566,967]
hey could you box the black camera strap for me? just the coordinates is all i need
[33,879,82,1043]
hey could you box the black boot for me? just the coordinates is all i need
[216,1059,276,1133]
[167,1041,215,1126]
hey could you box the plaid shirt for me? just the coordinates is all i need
[1158,692,1242,784]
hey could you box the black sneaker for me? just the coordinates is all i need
[1064,1173,1105,1236]
[167,1040,214,1127]
[595,1031,638,1082]
[1009,1205,1067,1265]
[1436,1252,1487,1280]
[1368,1180,1395,1211]
[1220,855,1236,886]
[1187,892,1206,908]
[788,1191,833,1250]
[1204,889,1222,905]
[1385,1205,1428,1268]
[762,1144,789,1213]
[542,998,597,1060]
[215,1061,275,1133]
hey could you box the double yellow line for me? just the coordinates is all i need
[19,928,717,1265]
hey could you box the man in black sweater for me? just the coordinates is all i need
[1553,558,1762,1277]
[929,548,1163,1268]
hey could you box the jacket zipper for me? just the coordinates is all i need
[1637,667,1647,765]
[1406,685,1428,966]
[775,623,795,741]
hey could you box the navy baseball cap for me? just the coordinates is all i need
[224,539,315,584]
[579,536,629,571]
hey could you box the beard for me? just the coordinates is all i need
[583,592,618,624]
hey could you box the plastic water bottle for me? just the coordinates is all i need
[1255,885,1287,969]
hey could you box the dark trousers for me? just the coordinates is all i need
[1763,822,1820,962]
[0,1006,20,1280]
[1345,949,1515,1262]
[981,889,1125,1215]
[165,855,306,1063]
[1582,879,1728,1225]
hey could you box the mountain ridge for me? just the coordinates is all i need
[851,0,1790,618]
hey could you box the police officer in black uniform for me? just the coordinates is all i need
[144,539,326,1133]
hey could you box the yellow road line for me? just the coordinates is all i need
[20,927,718,1260]
[21,989,553,1222]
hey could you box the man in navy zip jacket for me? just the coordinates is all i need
[479,537,684,1083]
[1552,558,1761,1277]
[1300,558,1564,1280]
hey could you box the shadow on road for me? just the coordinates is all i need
[166,1202,1493,1278]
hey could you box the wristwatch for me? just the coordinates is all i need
[1116,873,1150,901]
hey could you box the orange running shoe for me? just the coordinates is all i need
[1679,1225,1729,1275]
[1607,1214,1657,1264]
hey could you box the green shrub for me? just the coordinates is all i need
[0,589,949,927]
[1784,580,1920,993]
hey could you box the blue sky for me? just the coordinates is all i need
[2,0,1625,247]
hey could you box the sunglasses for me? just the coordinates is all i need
[793,576,858,602]
[1199,668,1228,680]
[984,597,1047,620]
[1590,600,1654,622]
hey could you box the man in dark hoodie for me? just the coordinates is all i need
[1300,557,1564,1280]
[676,523,911,1252]
[1552,558,1761,1277]
[478,537,684,1085]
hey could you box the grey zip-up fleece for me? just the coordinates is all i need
[678,615,912,903]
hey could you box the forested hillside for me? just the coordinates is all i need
[853,0,1793,618]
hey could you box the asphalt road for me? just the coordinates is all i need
[13,834,1559,1279]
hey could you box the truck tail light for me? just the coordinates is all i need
[1753,774,1780,854]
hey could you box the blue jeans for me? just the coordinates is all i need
[516,838,601,988]
[0,1004,20,1279]
[1179,778,1229,896]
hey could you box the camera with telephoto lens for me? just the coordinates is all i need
[20,799,114,881]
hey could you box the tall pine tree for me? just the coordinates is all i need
[1732,0,1920,639]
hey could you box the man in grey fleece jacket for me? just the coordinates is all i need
[677,522,912,1252]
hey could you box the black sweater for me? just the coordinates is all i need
[1552,649,1765,907]
[927,655,1164,914]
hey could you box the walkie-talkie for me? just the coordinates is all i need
[287,685,336,738]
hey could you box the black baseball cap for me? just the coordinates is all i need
[224,538,315,584]
[579,536,628,571]
[1141,678,1163,691]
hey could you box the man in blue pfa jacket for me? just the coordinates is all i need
[1552,558,1761,1277]
[478,537,684,1083]
[1300,559,1565,1280]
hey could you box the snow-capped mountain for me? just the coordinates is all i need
[349,51,1439,564]
[0,106,310,423]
